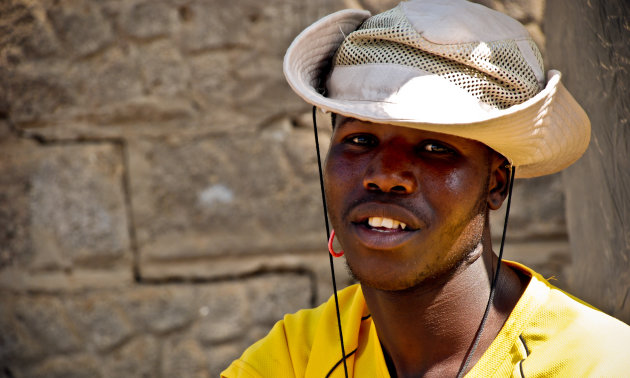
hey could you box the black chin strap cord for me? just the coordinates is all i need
[312,106,350,378]
[456,165,516,378]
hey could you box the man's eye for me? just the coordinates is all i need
[423,142,453,154]
[345,135,377,146]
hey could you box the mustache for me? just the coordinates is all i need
[340,192,429,224]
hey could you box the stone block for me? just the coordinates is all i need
[0,140,130,275]
[13,354,101,378]
[0,144,32,270]
[74,47,144,107]
[102,335,160,378]
[162,338,210,378]
[5,68,74,124]
[47,0,113,57]
[137,40,191,97]
[118,1,177,39]
[188,51,306,126]
[0,268,134,293]
[0,293,45,363]
[120,286,196,334]
[64,294,134,352]
[176,0,270,53]
[247,274,312,326]
[195,282,249,344]
[81,97,196,126]
[137,251,354,303]
[129,132,325,264]
[187,51,243,112]
[174,0,341,125]
[489,172,566,242]
[1,1,61,60]
[13,295,83,355]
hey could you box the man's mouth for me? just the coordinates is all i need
[345,202,425,250]
[366,216,408,231]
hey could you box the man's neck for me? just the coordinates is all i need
[361,244,526,378]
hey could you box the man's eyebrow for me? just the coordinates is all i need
[336,116,355,129]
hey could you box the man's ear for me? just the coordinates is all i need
[487,154,510,210]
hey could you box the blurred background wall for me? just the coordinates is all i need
[0,0,627,376]
[546,0,630,323]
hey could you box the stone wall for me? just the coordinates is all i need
[0,0,571,376]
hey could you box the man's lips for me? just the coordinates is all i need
[348,202,426,231]
[346,202,427,250]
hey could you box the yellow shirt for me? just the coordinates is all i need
[222,261,630,377]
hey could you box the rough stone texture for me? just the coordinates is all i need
[195,282,249,344]
[129,129,328,263]
[137,40,191,97]
[47,0,114,58]
[121,286,197,334]
[13,296,83,356]
[2,0,600,376]
[490,173,567,241]
[3,65,74,125]
[546,0,630,322]
[248,274,313,326]
[64,294,134,352]
[102,335,160,378]
[162,338,210,378]
[0,274,308,376]
[0,137,130,275]
[1,0,337,138]
[14,354,102,378]
[118,1,178,39]
[0,294,46,363]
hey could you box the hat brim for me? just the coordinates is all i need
[283,9,591,178]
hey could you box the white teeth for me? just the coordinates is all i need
[368,217,383,228]
[381,218,394,229]
[367,217,407,230]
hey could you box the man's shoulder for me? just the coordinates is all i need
[532,280,630,343]
[519,267,630,375]
[525,268,630,337]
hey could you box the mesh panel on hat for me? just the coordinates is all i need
[332,5,544,110]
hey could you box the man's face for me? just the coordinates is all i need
[324,117,502,291]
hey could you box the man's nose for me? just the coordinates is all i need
[363,144,418,194]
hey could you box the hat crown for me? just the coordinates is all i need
[402,0,529,45]
[330,0,545,110]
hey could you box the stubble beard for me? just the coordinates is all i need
[346,178,491,292]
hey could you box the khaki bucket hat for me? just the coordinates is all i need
[283,0,590,178]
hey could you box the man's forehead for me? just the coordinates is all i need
[336,115,480,142]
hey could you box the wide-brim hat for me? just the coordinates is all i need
[283,0,590,178]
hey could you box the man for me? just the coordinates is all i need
[222,0,630,376]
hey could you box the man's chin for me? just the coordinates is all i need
[345,255,469,293]
[346,261,436,292]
